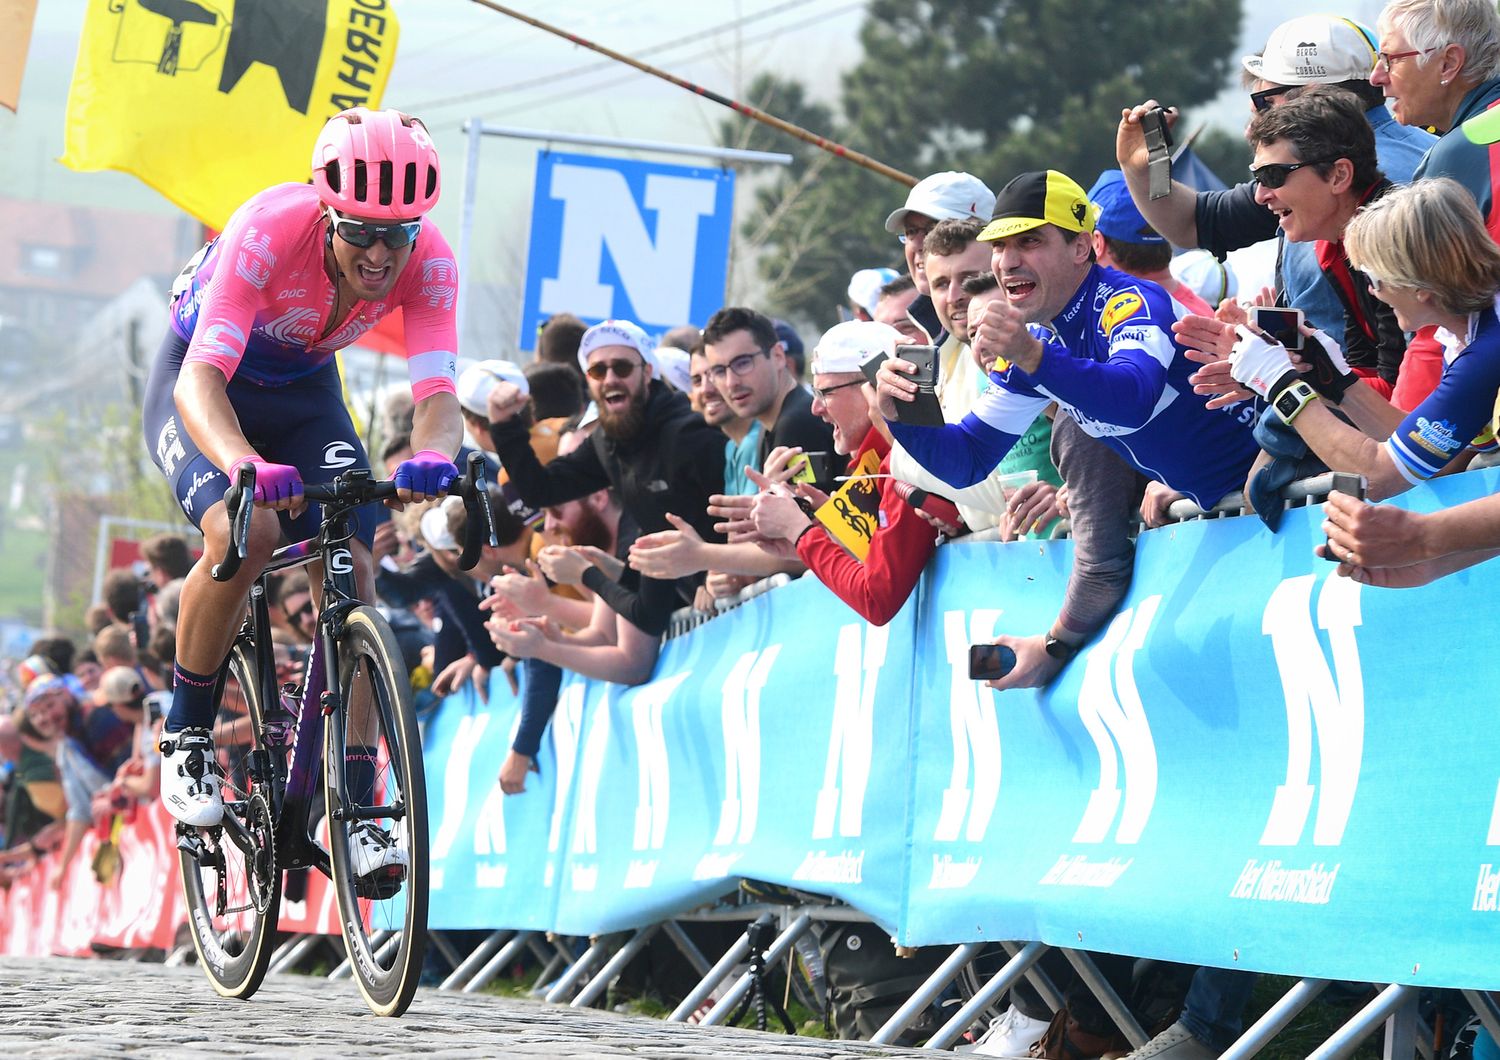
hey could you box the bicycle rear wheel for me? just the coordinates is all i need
[325,605,428,1017]
[179,639,281,999]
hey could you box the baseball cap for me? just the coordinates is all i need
[884,171,997,234]
[847,268,900,316]
[812,321,905,375]
[418,496,463,552]
[23,674,71,708]
[1087,170,1166,245]
[979,171,1097,243]
[1170,249,1238,307]
[772,319,804,364]
[456,359,529,416]
[652,346,692,393]
[96,666,145,706]
[577,319,653,372]
[1243,16,1378,86]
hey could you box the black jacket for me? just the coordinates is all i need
[488,379,726,543]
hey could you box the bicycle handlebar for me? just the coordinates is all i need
[210,451,500,582]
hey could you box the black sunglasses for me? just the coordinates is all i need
[328,208,422,250]
[285,598,315,623]
[585,358,642,382]
[1248,158,1336,189]
[1250,85,1291,112]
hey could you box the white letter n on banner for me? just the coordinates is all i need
[813,623,887,841]
[1073,595,1161,845]
[714,648,778,847]
[539,164,718,323]
[934,610,1003,843]
[1260,573,1365,846]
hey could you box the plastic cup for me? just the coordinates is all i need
[997,469,1038,500]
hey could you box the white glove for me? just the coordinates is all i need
[1229,326,1297,399]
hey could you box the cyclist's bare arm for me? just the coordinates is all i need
[404,390,464,504]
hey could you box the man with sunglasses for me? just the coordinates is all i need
[486,318,727,635]
[1116,16,1433,358]
[142,107,464,831]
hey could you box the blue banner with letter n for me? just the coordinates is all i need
[518,150,735,350]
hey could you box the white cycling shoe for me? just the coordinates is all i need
[160,727,225,827]
[349,821,408,881]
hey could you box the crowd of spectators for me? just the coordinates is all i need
[8,2,1500,1054]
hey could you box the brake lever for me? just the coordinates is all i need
[456,451,499,572]
[211,463,257,582]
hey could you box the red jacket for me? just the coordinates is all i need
[795,429,938,626]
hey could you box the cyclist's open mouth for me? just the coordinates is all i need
[357,263,391,284]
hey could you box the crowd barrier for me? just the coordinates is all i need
[5,465,1500,1053]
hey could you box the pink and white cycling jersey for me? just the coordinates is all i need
[170,182,458,401]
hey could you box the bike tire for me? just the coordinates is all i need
[324,605,428,1017]
[179,639,282,1000]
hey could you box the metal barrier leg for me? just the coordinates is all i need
[924,939,1049,1051]
[1308,984,1418,1060]
[1060,949,1149,1050]
[1464,991,1500,1047]
[1000,940,1066,1013]
[428,930,463,974]
[661,920,712,980]
[269,933,325,976]
[440,930,513,991]
[696,913,814,1027]
[544,936,612,1004]
[1220,978,1330,1060]
[871,942,986,1045]
[571,924,662,1009]
[666,925,755,1022]
[462,931,536,995]
[1383,988,1420,1060]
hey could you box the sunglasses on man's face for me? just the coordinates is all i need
[285,598,315,623]
[1250,85,1290,112]
[585,358,642,382]
[1248,158,1336,189]
[328,208,422,250]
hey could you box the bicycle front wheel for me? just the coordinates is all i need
[180,638,281,1000]
[324,605,428,1017]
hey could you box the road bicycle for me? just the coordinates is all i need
[175,455,495,1017]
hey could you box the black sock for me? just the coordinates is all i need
[166,661,219,733]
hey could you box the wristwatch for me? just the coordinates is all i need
[1044,633,1079,662]
[1273,379,1318,426]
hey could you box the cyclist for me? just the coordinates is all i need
[142,108,463,877]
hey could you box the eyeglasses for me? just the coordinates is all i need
[812,379,865,402]
[585,358,641,382]
[898,223,935,246]
[1373,47,1437,72]
[705,350,769,383]
[1248,158,1337,189]
[327,208,422,250]
[285,598,314,623]
[1250,85,1290,113]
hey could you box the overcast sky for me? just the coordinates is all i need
[0,0,1390,305]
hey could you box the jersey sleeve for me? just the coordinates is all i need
[1028,290,1174,428]
[399,224,460,402]
[886,374,1048,490]
[181,200,281,380]
[1384,334,1500,484]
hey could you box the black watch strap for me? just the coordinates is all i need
[1044,633,1079,662]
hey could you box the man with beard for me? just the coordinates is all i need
[700,307,835,486]
[486,319,724,635]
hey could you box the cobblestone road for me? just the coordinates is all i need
[0,957,932,1057]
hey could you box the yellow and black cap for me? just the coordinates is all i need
[978,170,1098,242]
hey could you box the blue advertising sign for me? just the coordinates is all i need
[518,151,735,349]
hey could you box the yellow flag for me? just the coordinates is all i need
[62,0,400,229]
[814,449,884,562]
[0,0,39,112]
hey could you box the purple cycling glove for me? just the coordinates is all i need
[229,456,304,506]
[395,449,459,496]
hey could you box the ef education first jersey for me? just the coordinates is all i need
[169,183,458,400]
[888,264,1260,509]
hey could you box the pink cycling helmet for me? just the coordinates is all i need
[311,107,441,220]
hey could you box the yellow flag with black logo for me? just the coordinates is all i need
[62,0,400,229]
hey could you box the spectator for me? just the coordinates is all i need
[525,360,586,422]
[661,324,701,353]
[689,344,761,497]
[773,320,808,386]
[485,318,727,634]
[651,346,694,395]
[535,312,588,389]
[873,275,928,345]
[1087,170,1213,316]
[101,567,147,628]
[883,171,997,344]
[84,603,116,635]
[2,707,61,852]
[748,321,940,625]
[456,359,531,455]
[702,308,834,481]
[878,170,1260,688]
[140,532,194,587]
[847,268,899,321]
[1116,15,1435,387]
[274,569,318,647]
